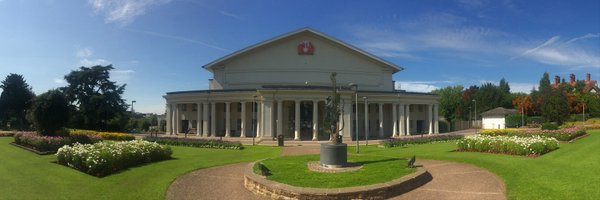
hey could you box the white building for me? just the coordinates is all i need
[163,28,440,141]
[481,107,518,129]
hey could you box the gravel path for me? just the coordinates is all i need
[166,145,505,200]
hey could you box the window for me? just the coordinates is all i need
[353,104,356,113]
[237,103,242,112]
[376,120,380,130]
[192,120,197,128]
[223,104,227,112]
[418,105,423,112]
[182,104,187,111]
[192,104,197,111]
[237,119,242,130]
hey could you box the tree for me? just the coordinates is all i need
[499,78,510,94]
[539,72,551,92]
[62,65,128,131]
[540,89,569,124]
[432,86,463,130]
[0,74,36,130]
[512,93,532,115]
[29,90,70,136]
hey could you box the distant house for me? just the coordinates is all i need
[551,73,599,93]
[481,107,518,129]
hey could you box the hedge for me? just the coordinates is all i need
[13,132,72,152]
[56,140,172,177]
[69,129,135,141]
[144,136,244,150]
[0,131,16,137]
[381,134,464,148]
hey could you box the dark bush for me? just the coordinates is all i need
[29,90,70,136]
[381,134,464,148]
[506,114,524,128]
[439,121,449,133]
[541,122,559,130]
[526,116,545,127]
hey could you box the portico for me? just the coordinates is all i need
[163,28,439,140]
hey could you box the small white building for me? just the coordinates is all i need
[481,107,518,129]
[163,27,440,140]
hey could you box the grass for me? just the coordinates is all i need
[259,154,415,188]
[359,130,600,200]
[0,137,280,199]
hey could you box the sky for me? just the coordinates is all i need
[0,0,599,114]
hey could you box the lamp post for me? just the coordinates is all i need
[583,103,586,128]
[521,106,525,128]
[349,83,359,153]
[131,100,136,113]
[253,95,257,146]
[472,99,477,134]
[363,96,369,146]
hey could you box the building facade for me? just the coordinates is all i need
[481,107,518,129]
[163,28,440,140]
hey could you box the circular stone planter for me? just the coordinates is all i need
[244,162,432,200]
[319,143,347,168]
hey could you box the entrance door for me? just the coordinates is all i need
[181,120,189,133]
[416,120,424,134]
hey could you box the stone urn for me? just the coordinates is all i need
[319,143,347,168]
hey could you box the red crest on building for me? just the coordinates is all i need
[297,41,314,55]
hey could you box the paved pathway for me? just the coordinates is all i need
[166,145,505,200]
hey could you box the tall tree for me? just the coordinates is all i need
[540,89,569,124]
[0,74,36,130]
[432,86,464,130]
[539,72,551,92]
[62,65,128,131]
[499,78,510,94]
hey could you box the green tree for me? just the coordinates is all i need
[432,86,464,130]
[0,74,36,130]
[499,78,510,94]
[29,90,70,136]
[539,72,551,92]
[62,65,128,131]
[540,89,569,124]
[474,82,505,112]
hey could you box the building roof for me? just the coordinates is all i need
[202,27,403,73]
[481,107,518,117]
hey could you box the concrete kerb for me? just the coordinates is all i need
[243,161,432,199]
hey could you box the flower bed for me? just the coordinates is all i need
[479,127,587,141]
[144,136,243,150]
[69,129,135,141]
[13,132,72,152]
[56,140,172,177]
[381,134,464,148]
[0,131,16,137]
[457,135,559,157]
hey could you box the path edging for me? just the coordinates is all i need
[243,161,432,199]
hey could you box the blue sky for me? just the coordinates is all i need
[0,0,598,114]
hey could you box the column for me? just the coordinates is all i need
[263,100,274,138]
[241,102,246,137]
[294,100,300,140]
[165,104,173,135]
[202,103,209,136]
[225,102,231,137]
[406,104,411,135]
[277,100,283,137]
[392,103,398,137]
[257,101,262,137]
[364,102,369,139]
[378,103,384,138]
[196,103,201,136]
[342,100,352,139]
[312,100,318,140]
[399,104,405,136]
[434,104,440,134]
[428,104,433,134]
[174,104,179,134]
[210,102,216,137]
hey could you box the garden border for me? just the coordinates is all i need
[243,161,432,199]
[10,142,55,155]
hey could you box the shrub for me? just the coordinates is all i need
[381,134,464,148]
[541,122,559,130]
[505,114,524,128]
[56,140,172,177]
[457,135,559,156]
[29,90,70,136]
[14,132,71,152]
[144,136,243,150]
[526,116,545,128]
[69,129,135,141]
[0,131,15,137]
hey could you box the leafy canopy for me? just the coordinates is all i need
[0,74,36,130]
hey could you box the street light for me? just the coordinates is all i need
[131,100,136,113]
[583,102,586,128]
[472,99,477,134]
[363,96,369,146]
[253,95,257,146]
[349,83,359,153]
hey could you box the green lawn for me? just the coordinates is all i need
[259,154,415,188]
[1,130,599,199]
[358,130,600,200]
[0,137,280,199]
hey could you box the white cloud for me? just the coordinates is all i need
[88,0,172,25]
[513,34,600,68]
[54,78,66,85]
[395,81,439,93]
[76,47,94,58]
[126,28,231,52]
[111,69,135,83]
[218,10,243,20]
[510,82,536,94]
[79,58,111,66]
